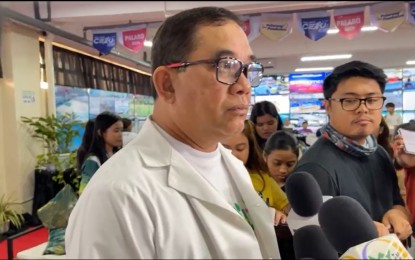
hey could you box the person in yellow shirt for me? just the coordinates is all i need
[221,119,291,220]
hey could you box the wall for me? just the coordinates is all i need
[0,22,44,213]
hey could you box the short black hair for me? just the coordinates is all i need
[385,102,395,108]
[151,7,241,99]
[323,60,387,99]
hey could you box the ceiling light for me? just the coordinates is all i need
[144,40,153,47]
[301,54,352,62]
[327,28,339,34]
[361,26,377,32]
[406,60,415,65]
[327,26,378,34]
[295,67,334,72]
[40,81,48,89]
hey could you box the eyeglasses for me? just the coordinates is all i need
[166,57,264,87]
[328,97,386,111]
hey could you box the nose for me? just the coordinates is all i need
[355,100,370,114]
[230,70,251,96]
[279,165,288,174]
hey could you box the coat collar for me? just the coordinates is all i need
[135,118,280,258]
[136,119,237,213]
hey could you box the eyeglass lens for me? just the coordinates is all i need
[342,97,385,110]
[217,58,263,87]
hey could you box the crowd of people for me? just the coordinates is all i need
[57,6,415,260]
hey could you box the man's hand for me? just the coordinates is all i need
[373,221,390,237]
[392,134,405,158]
[382,208,412,240]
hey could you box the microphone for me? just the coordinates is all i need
[293,225,339,259]
[318,196,412,259]
[285,171,332,235]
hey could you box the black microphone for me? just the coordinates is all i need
[293,225,339,259]
[318,195,378,254]
[285,171,331,235]
[285,171,323,217]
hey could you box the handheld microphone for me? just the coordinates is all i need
[293,225,339,259]
[318,196,412,259]
[285,171,332,235]
[285,171,322,217]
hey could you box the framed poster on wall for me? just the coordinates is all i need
[290,93,325,114]
[254,94,290,114]
[288,72,328,94]
[383,68,403,91]
[55,85,89,122]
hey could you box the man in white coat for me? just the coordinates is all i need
[65,6,280,259]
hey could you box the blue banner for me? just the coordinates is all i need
[301,16,330,41]
[92,32,117,55]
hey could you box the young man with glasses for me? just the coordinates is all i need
[66,6,281,259]
[293,61,412,242]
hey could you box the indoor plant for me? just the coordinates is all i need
[21,113,82,185]
[21,113,82,225]
[0,194,24,234]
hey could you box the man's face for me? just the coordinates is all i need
[387,106,395,114]
[325,77,383,144]
[168,21,254,146]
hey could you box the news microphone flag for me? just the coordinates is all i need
[340,233,412,260]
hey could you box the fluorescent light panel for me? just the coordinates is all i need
[295,67,333,72]
[407,60,415,65]
[144,40,153,47]
[301,54,352,62]
[327,26,378,34]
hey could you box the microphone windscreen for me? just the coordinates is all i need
[318,196,378,254]
[293,225,339,259]
[285,171,323,217]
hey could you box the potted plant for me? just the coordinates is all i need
[0,194,24,234]
[21,113,82,225]
[21,113,82,185]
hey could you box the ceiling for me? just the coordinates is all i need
[2,1,415,75]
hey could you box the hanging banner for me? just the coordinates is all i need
[408,2,415,25]
[333,7,365,40]
[297,11,330,41]
[260,13,293,41]
[117,24,147,52]
[240,15,261,42]
[92,32,117,55]
[370,2,406,32]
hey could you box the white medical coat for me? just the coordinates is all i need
[65,119,280,259]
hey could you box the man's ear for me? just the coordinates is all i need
[152,67,176,103]
[324,99,331,114]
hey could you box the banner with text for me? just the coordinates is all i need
[370,2,406,32]
[240,15,261,42]
[297,11,331,41]
[92,32,117,55]
[260,13,293,41]
[333,7,365,40]
[117,24,147,52]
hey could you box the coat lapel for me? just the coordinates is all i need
[221,146,281,259]
[136,119,280,259]
[136,119,238,215]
